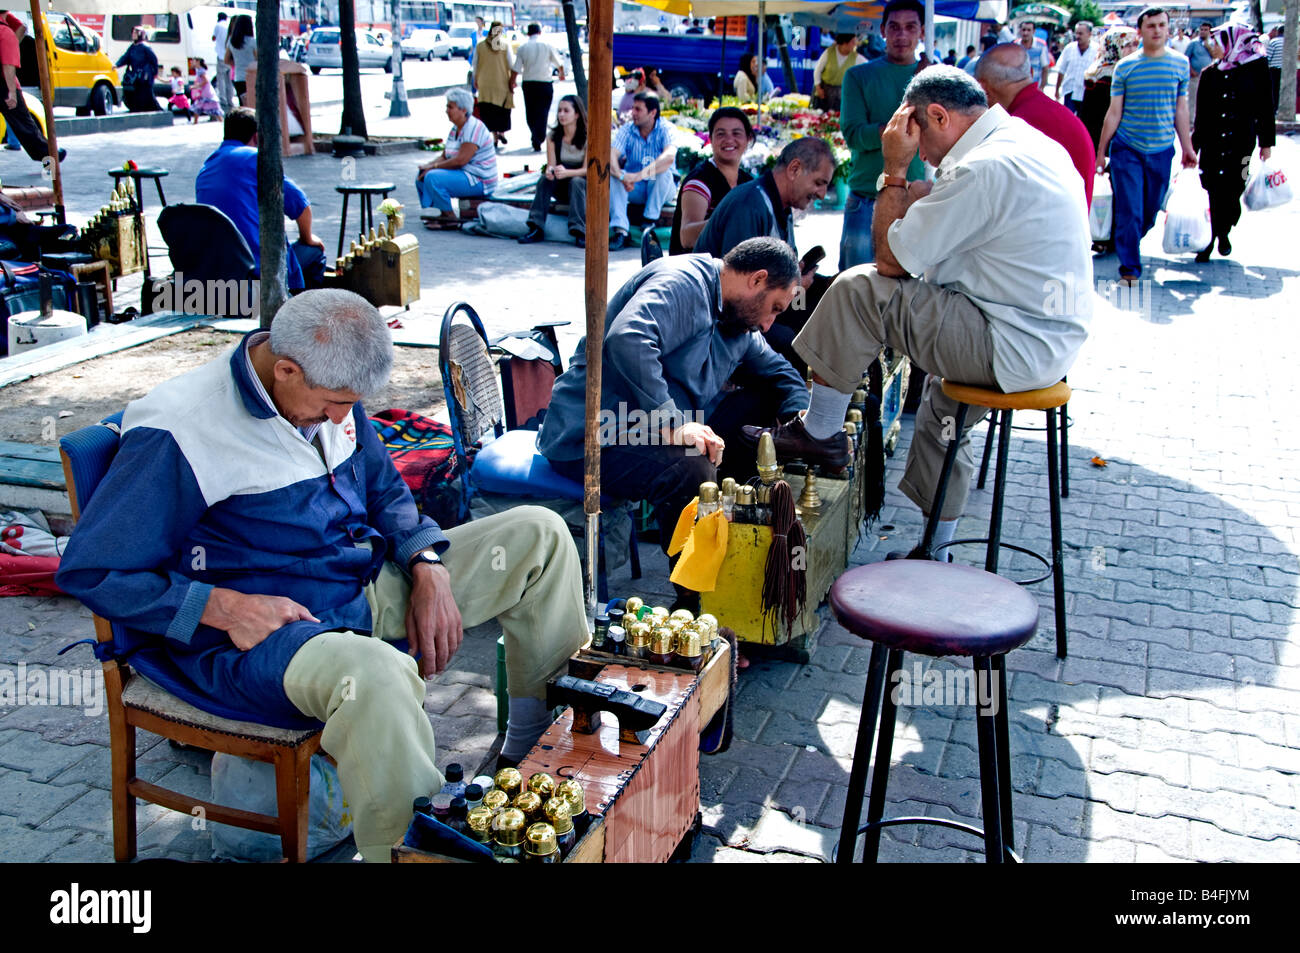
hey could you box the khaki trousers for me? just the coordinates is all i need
[793,265,999,519]
[282,506,587,862]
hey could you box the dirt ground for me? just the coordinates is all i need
[0,330,447,443]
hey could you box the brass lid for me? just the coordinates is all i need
[699,481,719,504]
[524,822,558,856]
[555,779,585,817]
[665,617,687,633]
[649,606,670,620]
[626,621,653,648]
[675,627,702,658]
[542,797,574,834]
[844,422,858,436]
[466,806,495,837]
[492,807,527,846]
[670,608,695,623]
[493,767,523,796]
[513,789,544,822]
[696,613,719,638]
[852,388,868,404]
[720,477,737,497]
[624,596,644,616]
[482,789,511,813]
[847,408,864,424]
[756,432,778,482]
[527,772,556,799]
[737,485,755,504]
[650,625,675,654]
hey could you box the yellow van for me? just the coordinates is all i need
[13,9,121,116]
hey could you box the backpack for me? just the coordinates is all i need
[368,409,466,529]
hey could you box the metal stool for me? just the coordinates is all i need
[831,560,1039,863]
[335,183,395,259]
[107,167,169,210]
[922,379,1071,658]
[978,377,1072,498]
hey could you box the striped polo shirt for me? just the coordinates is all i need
[1268,36,1286,70]
[1112,49,1190,154]
[613,117,674,175]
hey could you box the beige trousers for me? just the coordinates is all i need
[282,506,587,862]
[793,265,999,519]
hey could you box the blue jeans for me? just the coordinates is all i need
[1108,139,1174,277]
[416,169,489,213]
[609,168,675,233]
[839,191,876,271]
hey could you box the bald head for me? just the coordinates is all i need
[973,42,1033,107]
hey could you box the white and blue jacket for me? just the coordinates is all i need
[56,333,448,726]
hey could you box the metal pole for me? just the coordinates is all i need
[389,0,409,117]
[27,0,63,225]
[925,0,935,66]
[756,3,765,127]
[583,0,613,612]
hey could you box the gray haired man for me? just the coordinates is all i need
[745,67,1093,556]
[57,289,587,862]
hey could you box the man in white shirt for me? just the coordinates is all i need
[1053,20,1096,113]
[212,11,234,114]
[750,66,1092,554]
[513,22,566,152]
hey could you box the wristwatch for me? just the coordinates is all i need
[408,550,443,572]
[875,172,908,192]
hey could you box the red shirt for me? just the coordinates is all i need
[1007,83,1095,208]
[0,13,23,69]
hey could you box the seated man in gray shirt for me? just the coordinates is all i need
[746,67,1093,557]
[537,238,814,603]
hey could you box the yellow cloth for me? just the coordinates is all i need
[669,507,730,593]
[667,497,698,557]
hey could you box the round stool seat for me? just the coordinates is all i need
[108,167,168,178]
[941,379,1071,411]
[830,561,1039,658]
[335,183,395,194]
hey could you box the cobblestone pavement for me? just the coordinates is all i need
[0,111,1296,862]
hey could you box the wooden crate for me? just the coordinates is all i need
[393,640,730,864]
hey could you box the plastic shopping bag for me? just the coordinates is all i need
[1090,174,1113,241]
[210,752,352,861]
[1243,160,1292,211]
[1161,173,1212,254]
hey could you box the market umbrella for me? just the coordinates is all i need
[1008,2,1071,25]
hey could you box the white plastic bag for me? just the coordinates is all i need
[210,752,352,861]
[474,201,530,237]
[1161,173,1212,254]
[1243,160,1292,211]
[1090,174,1113,241]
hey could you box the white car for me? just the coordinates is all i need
[447,23,477,58]
[305,27,395,74]
[402,28,453,61]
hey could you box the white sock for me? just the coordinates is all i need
[502,695,552,761]
[929,518,958,559]
[802,383,853,439]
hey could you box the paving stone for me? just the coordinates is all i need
[1061,656,1147,695]
[1185,754,1296,807]
[41,788,116,837]
[1092,738,1190,786]
[42,831,116,863]
[1186,821,1300,863]
[0,814,77,862]
[711,738,797,780]
[1086,802,1192,856]
[1025,824,1134,862]
[0,769,86,827]
[0,734,101,783]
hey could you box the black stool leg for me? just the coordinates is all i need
[837,643,888,864]
[154,178,167,207]
[337,192,351,259]
[976,411,997,489]
[985,409,1013,574]
[973,655,1005,863]
[1059,400,1070,498]
[1045,407,1068,658]
[361,195,373,239]
[991,654,1014,849]
[920,403,969,558]
[863,648,905,862]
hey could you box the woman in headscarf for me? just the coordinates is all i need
[1191,23,1275,261]
[1079,27,1138,151]
[473,21,516,148]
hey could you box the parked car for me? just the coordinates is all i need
[447,22,476,58]
[402,28,452,60]
[304,27,394,74]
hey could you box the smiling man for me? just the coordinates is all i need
[752,66,1093,558]
[538,238,810,604]
[57,289,588,862]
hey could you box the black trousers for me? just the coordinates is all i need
[551,386,784,553]
[1270,67,1281,114]
[1201,168,1247,243]
[521,80,553,150]
[0,75,51,162]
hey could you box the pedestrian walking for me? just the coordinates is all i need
[167,66,194,122]
[1186,20,1214,124]
[513,23,565,153]
[212,12,235,114]
[0,10,62,163]
[225,14,255,105]
[1054,20,1097,113]
[1191,24,1275,261]
[1016,20,1054,89]
[190,61,223,121]
[1267,27,1286,114]
[839,0,928,269]
[117,26,161,112]
[1096,6,1197,282]
[473,22,516,148]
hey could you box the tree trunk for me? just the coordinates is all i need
[1283,0,1299,123]
[257,0,288,327]
[338,0,368,137]
[562,0,587,102]
[773,19,797,94]
[1251,0,1264,31]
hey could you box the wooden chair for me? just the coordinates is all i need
[59,416,323,862]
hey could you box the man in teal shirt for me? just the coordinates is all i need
[839,0,929,269]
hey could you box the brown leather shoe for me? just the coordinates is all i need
[740,416,850,470]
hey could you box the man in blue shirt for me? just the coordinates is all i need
[1186,20,1214,123]
[1096,6,1197,280]
[608,92,678,250]
[195,107,327,290]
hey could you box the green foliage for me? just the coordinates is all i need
[1065,0,1105,28]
